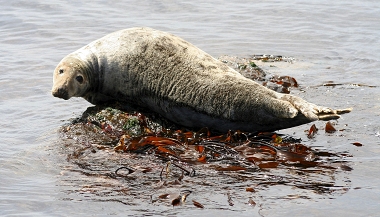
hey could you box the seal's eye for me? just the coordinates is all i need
[76,75,84,84]
[59,69,64,74]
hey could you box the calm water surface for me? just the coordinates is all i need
[1,0,380,216]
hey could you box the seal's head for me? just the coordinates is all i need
[52,56,90,100]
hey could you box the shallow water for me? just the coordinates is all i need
[1,0,380,216]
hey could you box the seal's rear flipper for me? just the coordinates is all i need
[317,107,352,121]
[335,108,353,114]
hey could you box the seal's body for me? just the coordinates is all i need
[52,27,350,132]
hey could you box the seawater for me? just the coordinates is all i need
[1,0,380,216]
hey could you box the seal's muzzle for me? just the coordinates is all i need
[52,87,69,100]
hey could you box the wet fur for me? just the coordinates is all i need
[52,27,351,132]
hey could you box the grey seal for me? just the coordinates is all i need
[52,27,351,132]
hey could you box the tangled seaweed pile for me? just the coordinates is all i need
[57,57,352,212]
[59,106,352,210]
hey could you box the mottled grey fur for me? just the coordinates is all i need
[52,27,351,132]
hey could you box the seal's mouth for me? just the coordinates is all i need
[52,87,70,100]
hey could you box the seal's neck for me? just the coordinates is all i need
[85,54,101,93]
